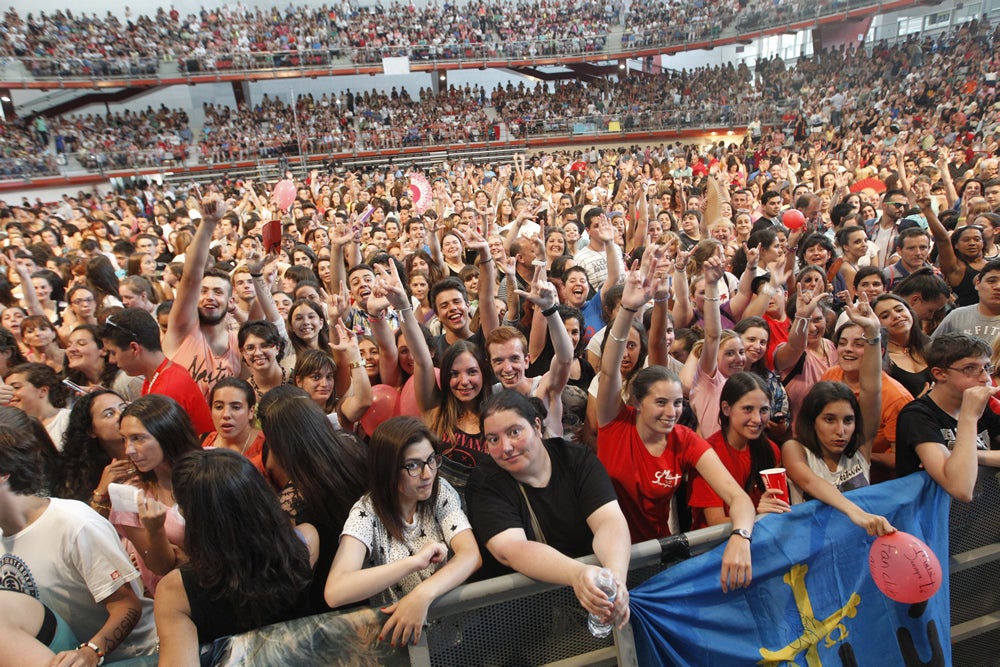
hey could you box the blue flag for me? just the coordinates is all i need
[629,473,950,666]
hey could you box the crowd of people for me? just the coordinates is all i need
[2,85,1000,656]
[0,13,999,665]
[4,17,999,177]
[0,0,894,79]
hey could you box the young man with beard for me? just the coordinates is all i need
[163,194,242,399]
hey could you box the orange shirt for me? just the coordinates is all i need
[820,367,914,484]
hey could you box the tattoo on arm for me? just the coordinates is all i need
[103,607,140,654]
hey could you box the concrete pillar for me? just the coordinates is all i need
[0,88,13,122]
[231,80,251,108]
[431,70,447,96]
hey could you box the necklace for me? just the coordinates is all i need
[248,365,288,398]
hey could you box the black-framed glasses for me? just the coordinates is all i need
[945,363,993,378]
[105,315,138,341]
[400,453,444,477]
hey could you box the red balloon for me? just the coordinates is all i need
[395,370,440,417]
[273,179,297,211]
[868,531,942,603]
[782,209,806,231]
[360,384,399,436]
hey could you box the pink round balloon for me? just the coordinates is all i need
[395,370,441,417]
[782,209,806,231]
[868,531,942,604]
[360,384,399,436]
[273,179,297,211]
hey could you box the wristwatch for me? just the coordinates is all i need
[730,528,752,543]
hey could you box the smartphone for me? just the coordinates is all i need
[62,378,88,394]
[262,219,281,254]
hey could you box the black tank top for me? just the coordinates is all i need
[953,263,979,307]
[181,566,310,645]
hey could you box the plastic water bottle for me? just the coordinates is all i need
[587,568,617,638]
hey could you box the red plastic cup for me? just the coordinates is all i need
[760,467,789,504]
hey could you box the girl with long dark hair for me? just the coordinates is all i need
[325,417,480,646]
[154,449,317,662]
[688,372,789,529]
[258,385,367,612]
[113,394,200,594]
[782,296,895,535]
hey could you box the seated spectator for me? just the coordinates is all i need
[325,417,480,646]
[467,390,631,628]
[154,449,318,662]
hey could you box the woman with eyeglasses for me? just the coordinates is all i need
[57,285,99,342]
[923,196,986,307]
[325,416,480,646]
[56,389,137,515]
[238,320,289,401]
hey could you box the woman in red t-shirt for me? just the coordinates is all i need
[688,373,790,530]
[596,258,756,592]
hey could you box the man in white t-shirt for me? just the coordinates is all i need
[0,430,158,663]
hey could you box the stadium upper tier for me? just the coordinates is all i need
[0,0,917,84]
[3,18,998,181]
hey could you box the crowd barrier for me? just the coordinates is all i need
[194,467,1000,666]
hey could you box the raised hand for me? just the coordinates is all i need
[620,259,657,311]
[703,254,726,285]
[743,243,761,271]
[795,287,830,318]
[329,321,357,355]
[200,193,226,221]
[843,291,879,334]
[374,261,410,312]
[514,264,558,311]
[328,280,351,322]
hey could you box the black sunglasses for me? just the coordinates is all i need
[105,315,139,342]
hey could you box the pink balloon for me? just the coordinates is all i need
[782,209,806,231]
[395,370,440,417]
[273,179,297,211]
[868,531,942,604]
[360,384,399,436]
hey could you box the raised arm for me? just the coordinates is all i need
[516,266,572,432]
[773,286,826,374]
[727,243,760,321]
[596,215,624,303]
[4,255,45,318]
[697,255,726,378]
[458,226,499,336]
[937,154,958,207]
[379,261,440,412]
[843,293,883,457]
[596,259,656,427]
[647,248,672,367]
[244,252,281,324]
[921,194,961,285]
[669,251,693,329]
[330,322,373,427]
[166,194,223,346]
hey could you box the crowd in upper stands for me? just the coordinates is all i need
[1,15,1000,664]
[0,0,881,79]
[5,18,1000,175]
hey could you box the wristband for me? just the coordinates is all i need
[608,330,628,343]
[620,305,639,313]
[349,360,365,369]
[78,642,105,666]
[250,273,263,279]
[540,304,559,317]
[863,334,881,345]
[395,305,413,314]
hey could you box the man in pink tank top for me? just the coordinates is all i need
[162,194,241,399]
